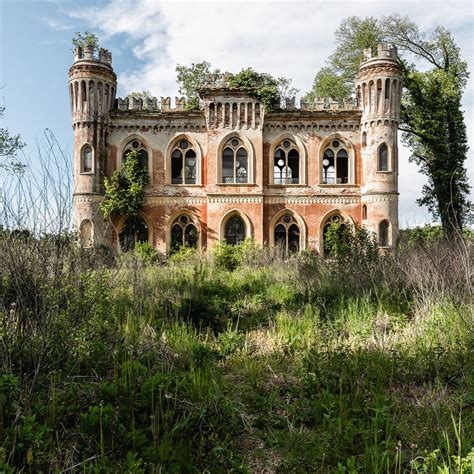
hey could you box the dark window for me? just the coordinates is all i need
[322,142,349,184]
[170,214,198,252]
[362,205,367,220]
[221,138,248,183]
[273,140,300,184]
[273,213,300,255]
[82,145,93,172]
[224,215,246,245]
[379,220,389,247]
[119,216,149,252]
[378,143,389,171]
[171,139,197,184]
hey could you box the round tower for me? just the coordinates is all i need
[356,44,402,248]
[68,45,117,247]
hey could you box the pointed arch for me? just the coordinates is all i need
[216,132,255,184]
[118,134,153,182]
[165,134,203,185]
[219,209,253,243]
[319,134,356,185]
[166,208,201,251]
[318,209,355,255]
[116,212,153,251]
[377,142,390,172]
[269,133,307,185]
[269,208,307,251]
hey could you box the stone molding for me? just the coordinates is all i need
[361,194,398,203]
[208,195,263,204]
[145,196,207,205]
[73,194,103,203]
[265,195,360,205]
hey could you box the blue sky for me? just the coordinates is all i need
[1,0,473,227]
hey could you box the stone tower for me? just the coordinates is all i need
[68,45,117,246]
[356,44,402,247]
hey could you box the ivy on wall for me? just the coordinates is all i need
[101,150,149,221]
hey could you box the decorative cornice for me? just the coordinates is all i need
[361,194,398,203]
[73,194,104,203]
[265,195,360,205]
[144,195,207,205]
[208,195,263,204]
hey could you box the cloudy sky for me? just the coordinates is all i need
[1,0,473,227]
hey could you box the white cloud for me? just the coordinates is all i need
[66,0,474,227]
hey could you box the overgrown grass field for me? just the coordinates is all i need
[0,232,473,472]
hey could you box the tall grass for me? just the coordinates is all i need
[0,231,472,472]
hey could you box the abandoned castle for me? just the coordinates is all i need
[69,44,401,254]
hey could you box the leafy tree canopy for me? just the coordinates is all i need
[175,62,298,111]
[306,15,470,236]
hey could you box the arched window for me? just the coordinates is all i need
[362,132,367,148]
[80,219,93,248]
[379,220,389,247]
[322,140,349,184]
[323,214,347,257]
[123,139,148,171]
[171,139,197,184]
[170,214,198,252]
[274,213,300,254]
[81,145,93,173]
[273,139,299,184]
[119,215,149,252]
[222,138,248,184]
[362,205,367,220]
[224,215,246,245]
[378,143,389,171]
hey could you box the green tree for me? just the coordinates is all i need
[0,106,25,174]
[306,15,471,236]
[176,62,224,110]
[101,149,149,221]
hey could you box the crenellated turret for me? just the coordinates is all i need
[69,45,117,247]
[356,44,402,249]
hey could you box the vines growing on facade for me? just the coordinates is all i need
[101,150,149,221]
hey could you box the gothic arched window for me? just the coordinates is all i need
[274,213,300,254]
[81,144,93,173]
[224,215,246,245]
[379,220,389,247]
[171,139,197,184]
[119,215,149,252]
[170,214,198,252]
[273,139,299,184]
[123,139,148,171]
[378,143,389,171]
[80,219,93,248]
[222,138,248,184]
[362,205,368,220]
[322,140,349,184]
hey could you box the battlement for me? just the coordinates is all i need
[113,95,356,113]
[73,46,112,66]
[115,96,188,112]
[361,44,398,64]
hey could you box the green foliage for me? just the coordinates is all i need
[101,149,149,220]
[306,15,471,235]
[175,62,298,111]
[228,68,298,110]
[1,230,472,471]
[72,31,99,51]
[0,106,26,174]
[134,241,159,264]
[175,61,224,110]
